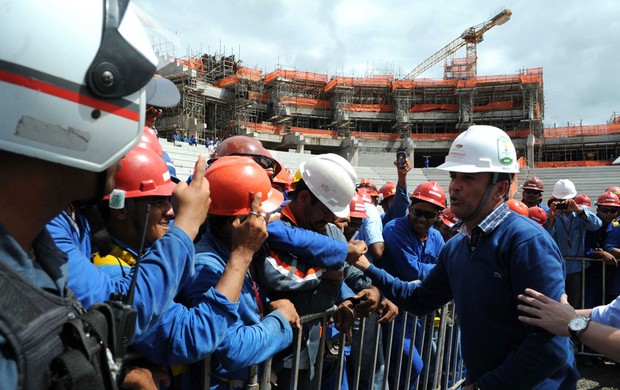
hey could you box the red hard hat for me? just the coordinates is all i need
[597,191,620,207]
[522,176,544,192]
[357,178,379,197]
[208,135,282,175]
[379,182,396,202]
[107,146,176,199]
[349,191,369,219]
[439,208,459,228]
[605,186,620,196]
[205,156,284,216]
[410,182,446,209]
[136,126,163,156]
[528,206,547,225]
[574,193,592,208]
[506,199,529,216]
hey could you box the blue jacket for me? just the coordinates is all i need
[546,208,601,274]
[365,213,579,389]
[381,183,410,226]
[180,228,292,388]
[377,215,445,281]
[46,210,212,340]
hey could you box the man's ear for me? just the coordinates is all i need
[109,207,128,221]
[297,189,311,205]
[494,180,511,202]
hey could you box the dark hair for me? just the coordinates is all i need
[292,179,319,205]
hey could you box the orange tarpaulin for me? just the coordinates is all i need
[280,96,331,109]
[535,161,612,168]
[341,103,393,112]
[473,100,514,111]
[248,91,269,103]
[409,104,457,112]
[264,70,328,84]
[325,75,393,92]
[543,123,620,138]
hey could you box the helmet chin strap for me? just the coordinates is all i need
[462,172,504,223]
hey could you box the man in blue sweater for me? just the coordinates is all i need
[347,125,579,389]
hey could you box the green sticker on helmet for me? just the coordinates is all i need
[497,137,513,166]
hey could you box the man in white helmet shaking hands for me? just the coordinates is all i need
[347,125,579,389]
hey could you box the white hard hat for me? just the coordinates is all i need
[437,125,519,174]
[552,179,577,199]
[300,153,357,218]
[0,0,158,172]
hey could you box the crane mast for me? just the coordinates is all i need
[403,8,511,80]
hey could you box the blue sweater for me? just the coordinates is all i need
[181,229,292,387]
[377,216,444,281]
[365,213,579,389]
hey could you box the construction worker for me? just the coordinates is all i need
[381,155,414,226]
[347,125,579,389]
[356,178,385,260]
[254,153,379,389]
[208,135,282,179]
[547,179,602,308]
[434,208,460,241]
[521,176,548,211]
[0,1,210,388]
[169,156,299,389]
[584,191,620,308]
[375,181,447,389]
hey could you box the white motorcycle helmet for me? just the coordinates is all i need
[0,0,158,172]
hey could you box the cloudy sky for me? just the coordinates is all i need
[133,0,620,127]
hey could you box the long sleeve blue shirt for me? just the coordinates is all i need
[376,216,444,281]
[46,211,207,340]
[546,209,602,274]
[181,229,292,386]
[365,213,579,389]
[381,183,410,226]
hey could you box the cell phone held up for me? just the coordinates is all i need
[396,151,407,169]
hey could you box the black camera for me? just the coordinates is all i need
[555,202,568,210]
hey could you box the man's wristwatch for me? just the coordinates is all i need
[568,315,590,341]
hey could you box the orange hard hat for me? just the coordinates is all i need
[136,126,163,156]
[410,181,446,210]
[106,145,175,199]
[379,182,396,202]
[597,191,620,207]
[528,206,547,226]
[439,208,459,228]
[205,156,284,216]
[506,199,529,216]
[349,191,369,219]
[357,178,379,197]
[208,135,282,175]
[574,193,592,208]
[522,176,544,192]
[272,163,292,185]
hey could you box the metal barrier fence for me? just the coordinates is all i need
[218,301,465,390]
[199,257,614,388]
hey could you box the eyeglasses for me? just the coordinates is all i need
[410,206,438,219]
[598,207,619,214]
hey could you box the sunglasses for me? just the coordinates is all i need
[523,189,542,195]
[410,206,438,219]
[598,207,618,214]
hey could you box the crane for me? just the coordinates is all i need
[403,7,511,80]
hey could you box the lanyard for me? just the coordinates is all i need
[558,215,574,249]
